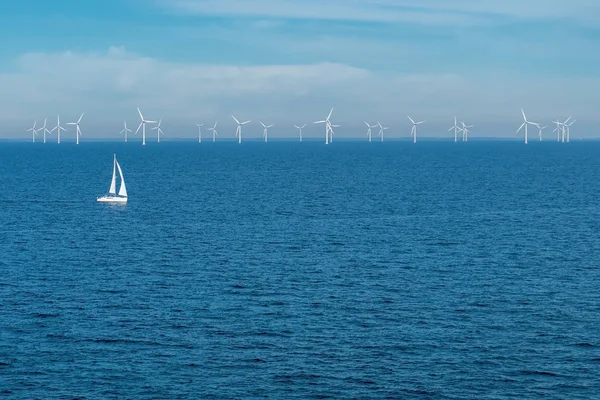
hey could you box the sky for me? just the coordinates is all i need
[1,0,599,139]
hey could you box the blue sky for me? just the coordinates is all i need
[1,0,599,139]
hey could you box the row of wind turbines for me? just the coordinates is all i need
[25,107,575,145]
[517,108,576,144]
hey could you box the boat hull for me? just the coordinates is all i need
[97,196,128,203]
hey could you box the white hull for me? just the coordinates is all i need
[97,195,127,203]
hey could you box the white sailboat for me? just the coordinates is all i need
[97,154,128,203]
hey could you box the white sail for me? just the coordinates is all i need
[116,159,127,197]
[108,155,117,195]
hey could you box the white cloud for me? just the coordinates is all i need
[160,0,600,25]
[1,47,599,138]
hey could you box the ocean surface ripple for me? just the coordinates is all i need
[1,141,599,399]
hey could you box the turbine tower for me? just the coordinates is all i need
[208,121,218,142]
[516,108,538,144]
[26,120,37,143]
[448,117,462,143]
[232,115,250,144]
[135,107,156,146]
[314,108,334,145]
[66,113,84,145]
[119,121,132,142]
[377,122,389,142]
[151,119,164,143]
[50,115,66,144]
[260,121,274,143]
[294,124,306,142]
[408,116,425,144]
[196,123,203,143]
[38,118,50,143]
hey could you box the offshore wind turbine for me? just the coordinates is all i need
[294,124,306,142]
[66,113,84,145]
[377,122,389,142]
[365,121,375,142]
[37,118,50,143]
[314,108,334,145]
[208,121,218,142]
[26,120,37,143]
[50,115,66,144]
[260,121,274,143]
[516,108,538,144]
[461,122,474,142]
[232,115,250,144]
[151,119,164,143]
[536,124,547,141]
[135,107,156,146]
[408,116,425,144]
[565,119,575,142]
[196,123,203,143]
[448,117,461,143]
[552,120,563,142]
[560,117,571,142]
[329,123,340,143]
[119,121,132,142]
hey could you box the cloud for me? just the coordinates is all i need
[160,0,600,25]
[1,46,599,138]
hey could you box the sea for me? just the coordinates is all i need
[1,140,599,399]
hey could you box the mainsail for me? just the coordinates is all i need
[108,155,117,195]
[116,159,127,197]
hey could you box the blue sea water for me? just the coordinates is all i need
[1,140,599,399]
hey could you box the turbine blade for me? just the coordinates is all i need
[231,115,240,124]
[137,107,144,120]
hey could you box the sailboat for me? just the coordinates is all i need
[97,154,128,203]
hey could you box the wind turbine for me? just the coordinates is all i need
[365,121,375,142]
[50,115,66,144]
[37,118,50,143]
[560,117,571,142]
[377,122,389,142]
[260,121,274,143]
[135,107,156,146]
[294,124,306,142]
[448,117,462,143]
[26,120,37,143]
[66,113,84,145]
[565,119,575,143]
[208,121,218,142]
[328,123,340,143]
[119,121,132,142]
[535,124,547,141]
[151,119,164,143]
[552,120,563,142]
[314,108,334,145]
[196,123,203,143]
[460,122,474,142]
[232,115,250,144]
[407,116,425,144]
[516,108,538,144]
